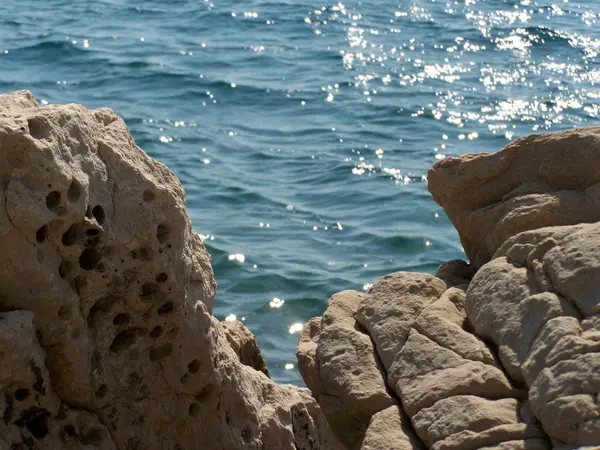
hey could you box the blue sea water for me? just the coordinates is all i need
[1,0,599,385]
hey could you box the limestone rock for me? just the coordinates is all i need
[360,406,425,450]
[467,222,600,446]
[0,91,342,450]
[297,290,394,448]
[0,310,115,449]
[427,127,600,268]
[221,319,269,377]
[356,272,446,371]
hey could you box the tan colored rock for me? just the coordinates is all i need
[412,287,496,365]
[360,406,425,450]
[467,222,600,446]
[411,396,523,448]
[297,290,394,448]
[430,424,548,450]
[0,310,115,449]
[356,272,446,370]
[0,91,343,449]
[221,319,269,377]
[428,127,600,268]
[390,329,520,417]
[477,438,550,449]
[466,257,579,383]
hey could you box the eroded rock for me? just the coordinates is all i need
[427,127,600,268]
[0,91,342,450]
[221,319,270,377]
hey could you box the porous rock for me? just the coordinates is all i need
[0,91,342,449]
[221,319,270,377]
[428,127,600,268]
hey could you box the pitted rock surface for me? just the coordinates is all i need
[0,91,342,449]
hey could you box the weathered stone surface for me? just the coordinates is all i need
[466,222,600,446]
[0,310,115,449]
[435,259,475,288]
[428,127,600,268]
[297,290,394,448]
[0,91,342,450]
[411,396,523,448]
[430,424,548,450]
[360,406,425,450]
[221,319,270,377]
[390,329,520,417]
[356,272,446,371]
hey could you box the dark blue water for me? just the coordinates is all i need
[1,0,599,384]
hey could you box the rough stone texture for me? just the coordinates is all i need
[356,272,447,371]
[465,221,600,446]
[296,290,394,448]
[299,273,542,449]
[435,259,475,288]
[360,406,425,450]
[221,319,270,377]
[427,126,600,268]
[0,91,343,450]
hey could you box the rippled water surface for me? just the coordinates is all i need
[1,0,599,384]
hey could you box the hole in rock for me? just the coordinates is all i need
[57,306,69,319]
[67,180,81,202]
[27,118,47,140]
[150,326,163,338]
[157,302,174,316]
[241,424,254,443]
[46,191,61,211]
[86,228,100,236]
[113,313,130,326]
[143,190,155,202]
[195,384,214,402]
[36,225,48,243]
[64,424,77,437]
[17,406,50,439]
[156,273,168,283]
[79,249,102,270]
[180,374,189,384]
[58,261,69,279]
[62,225,78,246]
[149,343,173,362]
[92,205,106,225]
[188,402,200,418]
[109,329,139,354]
[95,385,107,399]
[85,206,93,219]
[140,283,160,297]
[156,224,170,244]
[14,389,30,401]
[188,359,201,374]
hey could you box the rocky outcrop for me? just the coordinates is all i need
[0,91,343,449]
[298,129,600,449]
[3,91,600,449]
[427,127,600,268]
[221,320,270,377]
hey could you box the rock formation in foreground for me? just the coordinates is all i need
[298,128,600,449]
[0,91,343,449]
[1,91,599,450]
